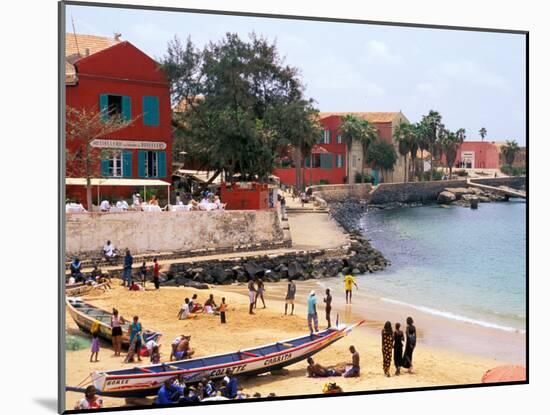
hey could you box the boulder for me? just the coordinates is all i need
[437,191,456,204]
[288,261,304,279]
[244,261,264,278]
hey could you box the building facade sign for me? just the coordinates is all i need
[91,139,167,150]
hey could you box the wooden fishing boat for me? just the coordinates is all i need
[65,281,109,297]
[66,297,161,348]
[67,321,363,398]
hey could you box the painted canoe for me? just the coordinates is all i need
[68,321,363,398]
[66,297,161,348]
[65,281,109,297]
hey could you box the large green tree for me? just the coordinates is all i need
[394,122,411,182]
[162,33,319,188]
[339,114,363,183]
[365,139,398,183]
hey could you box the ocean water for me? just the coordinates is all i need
[351,201,527,333]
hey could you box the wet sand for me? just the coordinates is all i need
[64,283,516,410]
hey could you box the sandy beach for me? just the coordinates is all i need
[64,282,512,410]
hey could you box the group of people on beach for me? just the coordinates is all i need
[247,277,266,314]
[178,293,228,324]
[382,317,417,376]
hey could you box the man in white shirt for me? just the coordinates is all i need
[116,199,129,210]
[99,199,110,212]
[103,240,116,262]
[178,298,191,320]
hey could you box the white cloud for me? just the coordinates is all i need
[365,40,402,64]
[431,60,509,90]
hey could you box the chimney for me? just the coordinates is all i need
[114,32,122,41]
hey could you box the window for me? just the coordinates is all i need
[145,151,158,177]
[322,130,331,144]
[336,154,344,168]
[337,134,342,144]
[138,150,167,178]
[143,96,160,126]
[101,151,132,178]
[99,94,131,122]
[320,153,333,169]
[352,155,357,168]
[109,152,123,177]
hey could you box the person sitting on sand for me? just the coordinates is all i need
[149,195,159,206]
[74,385,103,410]
[178,298,191,320]
[70,257,83,282]
[203,294,218,314]
[222,369,238,399]
[155,378,183,405]
[173,335,194,360]
[189,294,203,313]
[343,345,360,378]
[150,344,161,364]
[170,334,186,361]
[306,357,341,378]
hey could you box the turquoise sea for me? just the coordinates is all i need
[355,201,526,333]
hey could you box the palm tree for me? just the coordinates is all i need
[365,139,398,183]
[358,119,378,183]
[408,123,421,181]
[394,122,410,182]
[340,114,362,183]
[501,139,520,166]
[422,110,443,181]
[479,127,487,141]
[440,128,466,179]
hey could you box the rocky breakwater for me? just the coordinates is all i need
[437,186,507,207]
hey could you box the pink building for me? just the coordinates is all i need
[448,141,500,169]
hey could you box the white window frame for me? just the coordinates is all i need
[337,134,342,144]
[109,152,123,177]
[336,154,344,168]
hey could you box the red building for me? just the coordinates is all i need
[65,34,172,206]
[444,141,500,170]
[272,112,408,186]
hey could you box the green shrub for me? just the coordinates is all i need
[417,170,444,181]
[354,172,373,184]
[455,169,468,177]
[500,164,526,176]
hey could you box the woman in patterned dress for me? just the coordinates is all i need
[381,321,393,377]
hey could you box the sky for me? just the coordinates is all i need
[66,4,527,145]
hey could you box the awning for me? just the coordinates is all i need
[66,178,171,187]
[311,145,329,154]
[174,169,221,184]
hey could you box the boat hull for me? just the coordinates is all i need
[88,323,361,398]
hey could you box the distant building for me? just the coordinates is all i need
[272,111,409,186]
[65,33,172,206]
[444,141,500,170]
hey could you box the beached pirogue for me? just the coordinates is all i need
[68,321,364,398]
[65,282,109,297]
[66,297,162,347]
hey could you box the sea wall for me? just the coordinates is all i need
[308,184,373,202]
[66,210,286,256]
[312,176,526,205]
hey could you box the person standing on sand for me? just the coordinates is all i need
[110,308,124,357]
[90,328,100,363]
[285,278,296,315]
[343,345,360,377]
[139,261,147,288]
[402,316,417,373]
[381,321,393,377]
[123,250,133,287]
[127,315,143,362]
[152,257,160,290]
[220,297,228,324]
[307,290,319,335]
[393,322,404,375]
[344,274,358,304]
[254,277,266,309]
[248,279,256,315]
[323,288,333,328]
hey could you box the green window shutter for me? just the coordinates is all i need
[122,151,132,178]
[320,153,333,169]
[143,96,159,126]
[304,156,311,168]
[99,94,109,122]
[138,151,146,178]
[157,151,167,178]
[100,159,110,176]
[122,96,132,121]
[327,130,332,144]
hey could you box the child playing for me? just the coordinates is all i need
[150,345,160,364]
[139,261,147,288]
[90,329,100,362]
[220,297,228,324]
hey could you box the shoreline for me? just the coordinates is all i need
[65,284,512,410]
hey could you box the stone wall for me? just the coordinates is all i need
[66,210,286,256]
[312,176,526,205]
[308,184,373,201]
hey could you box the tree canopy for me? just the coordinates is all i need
[161,33,320,184]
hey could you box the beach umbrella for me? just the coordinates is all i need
[481,365,526,383]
